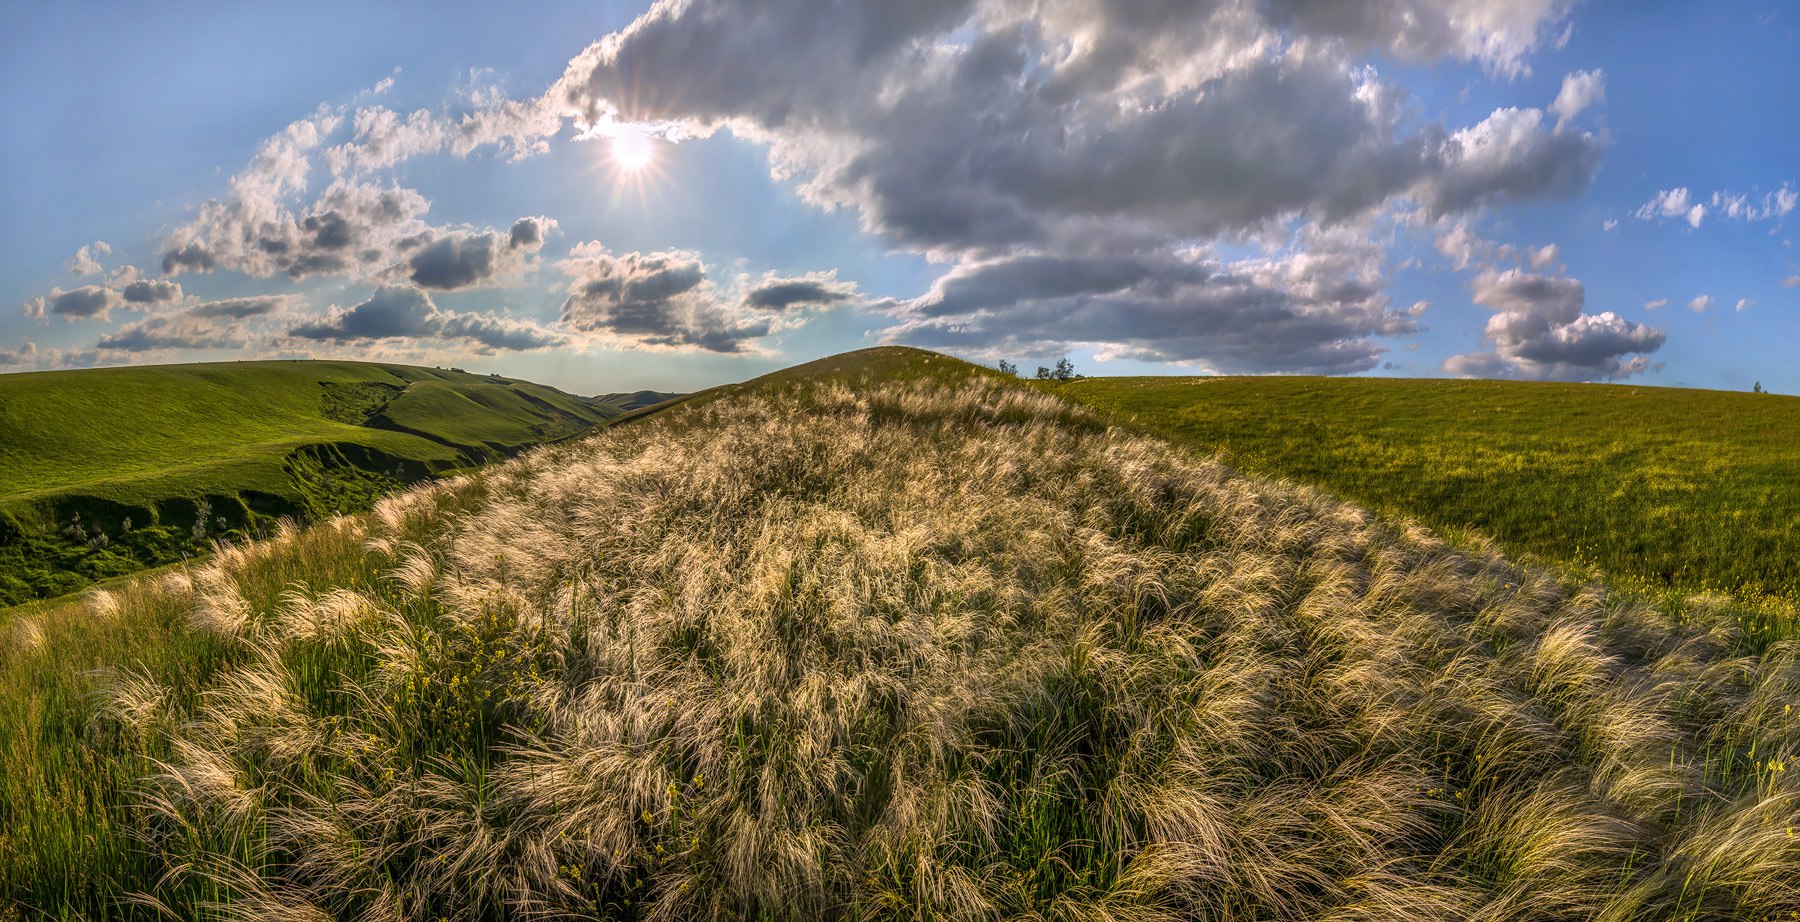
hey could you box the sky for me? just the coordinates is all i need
[3,0,1797,396]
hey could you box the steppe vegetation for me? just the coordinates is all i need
[1052,375,1800,644]
[4,350,1797,920]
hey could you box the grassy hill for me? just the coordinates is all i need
[5,348,1798,920]
[1048,375,1800,640]
[0,361,621,603]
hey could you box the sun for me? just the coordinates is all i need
[611,129,654,171]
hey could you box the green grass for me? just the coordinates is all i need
[0,360,620,604]
[1047,375,1800,640]
[5,348,1798,920]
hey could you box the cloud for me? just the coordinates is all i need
[1445,267,1665,380]
[557,244,773,353]
[1783,275,1800,287]
[397,216,555,290]
[539,0,1595,371]
[163,179,432,280]
[1549,69,1604,128]
[1688,294,1712,312]
[1735,297,1754,312]
[0,342,38,366]
[120,278,184,306]
[1634,188,1706,228]
[1643,298,1667,310]
[98,312,251,353]
[1529,243,1560,269]
[67,241,111,276]
[1708,182,1798,222]
[884,228,1422,374]
[742,271,859,310]
[288,285,564,352]
[1603,218,1618,231]
[189,294,296,319]
[23,285,123,322]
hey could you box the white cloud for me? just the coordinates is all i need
[67,241,111,276]
[1688,294,1712,312]
[1643,298,1667,310]
[1602,218,1618,231]
[1735,297,1753,312]
[1635,187,1705,228]
[1445,268,1664,380]
[1550,69,1605,128]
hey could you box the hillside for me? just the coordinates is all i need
[0,361,621,603]
[4,348,1797,920]
[1049,375,1800,640]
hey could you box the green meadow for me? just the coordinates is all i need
[0,361,624,604]
[1049,374,1800,641]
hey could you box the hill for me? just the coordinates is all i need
[4,347,1797,920]
[1048,374,1800,640]
[0,360,621,603]
[596,389,684,411]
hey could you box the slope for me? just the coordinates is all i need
[3,347,1796,920]
[0,360,620,603]
[1049,374,1800,639]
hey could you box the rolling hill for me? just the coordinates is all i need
[3,348,1797,920]
[0,361,624,603]
[1044,375,1800,641]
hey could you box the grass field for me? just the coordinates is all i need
[1049,375,1800,642]
[4,348,1797,920]
[0,361,623,604]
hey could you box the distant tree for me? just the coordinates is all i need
[1052,357,1076,381]
[1753,381,1765,394]
[1035,365,1051,380]
[997,360,1017,376]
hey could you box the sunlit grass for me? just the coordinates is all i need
[1049,374,1800,644]
[3,352,1797,919]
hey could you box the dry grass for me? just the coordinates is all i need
[7,367,1800,920]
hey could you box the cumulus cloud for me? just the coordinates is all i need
[742,271,859,310]
[0,342,38,366]
[537,0,1597,370]
[23,285,123,322]
[163,179,432,280]
[1735,297,1753,312]
[557,244,771,353]
[1634,187,1706,228]
[885,229,1423,374]
[288,285,564,352]
[1688,294,1712,312]
[67,241,111,276]
[1445,268,1665,380]
[396,216,556,290]
[120,278,184,306]
[98,312,251,353]
[1550,69,1604,128]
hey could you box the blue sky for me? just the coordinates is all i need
[3,0,1795,395]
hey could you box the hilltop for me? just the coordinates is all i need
[0,360,624,603]
[4,347,1796,920]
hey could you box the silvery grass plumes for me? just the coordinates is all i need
[114,376,1799,920]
